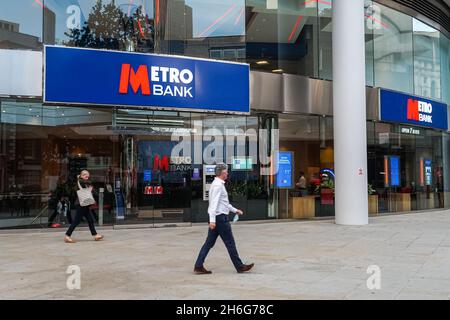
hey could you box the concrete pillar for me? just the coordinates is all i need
[332,0,368,225]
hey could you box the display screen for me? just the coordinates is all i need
[276,151,294,189]
[143,170,152,182]
[390,156,400,187]
[231,157,252,170]
[425,159,432,186]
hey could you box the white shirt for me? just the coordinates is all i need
[208,177,237,223]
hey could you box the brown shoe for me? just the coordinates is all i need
[237,263,254,273]
[193,266,212,275]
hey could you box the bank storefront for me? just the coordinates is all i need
[1,0,450,229]
[1,46,449,229]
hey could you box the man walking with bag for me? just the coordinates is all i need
[194,163,254,274]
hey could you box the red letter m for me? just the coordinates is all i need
[152,155,169,172]
[407,99,419,121]
[119,64,151,95]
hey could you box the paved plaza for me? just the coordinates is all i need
[1,210,450,300]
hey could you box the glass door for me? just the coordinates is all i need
[116,110,193,226]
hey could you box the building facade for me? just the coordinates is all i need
[1,0,450,228]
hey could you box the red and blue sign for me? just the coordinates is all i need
[44,46,250,114]
[380,89,448,130]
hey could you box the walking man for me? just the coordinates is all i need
[194,163,254,274]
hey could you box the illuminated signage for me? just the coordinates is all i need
[400,126,421,135]
[147,155,192,172]
[390,156,400,187]
[423,159,432,186]
[276,151,294,189]
[380,89,448,130]
[119,64,194,98]
[231,157,253,170]
[143,170,152,182]
[44,46,250,114]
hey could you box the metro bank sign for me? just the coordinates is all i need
[118,63,194,98]
[44,46,250,114]
[380,89,448,131]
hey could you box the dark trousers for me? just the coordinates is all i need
[195,214,243,270]
[48,208,72,225]
[66,205,97,237]
[48,208,59,226]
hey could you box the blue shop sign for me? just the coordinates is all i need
[380,89,448,131]
[44,46,250,114]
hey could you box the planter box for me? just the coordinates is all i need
[368,194,378,215]
[416,192,435,210]
[290,196,315,219]
[388,193,411,212]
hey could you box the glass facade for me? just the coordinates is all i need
[46,0,156,52]
[441,34,450,105]
[372,4,414,94]
[0,1,450,229]
[246,0,319,75]
[2,1,448,100]
[413,19,441,101]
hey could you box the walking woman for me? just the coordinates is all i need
[64,170,104,243]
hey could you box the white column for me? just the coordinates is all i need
[332,0,368,225]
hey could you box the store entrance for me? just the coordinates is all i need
[134,136,192,224]
[118,110,193,225]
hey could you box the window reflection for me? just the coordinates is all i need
[0,0,43,50]
[0,101,117,226]
[246,0,318,76]
[156,0,245,60]
[441,34,450,104]
[187,0,245,38]
[318,0,332,80]
[373,5,414,94]
[413,19,441,100]
[44,0,155,52]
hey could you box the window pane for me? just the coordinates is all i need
[187,0,245,38]
[0,0,43,50]
[157,0,245,59]
[374,4,413,94]
[246,0,318,77]
[413,19,441,100]
[364,0,375,86]
[318,0,332,80]
[0,100,117,227]
[318,0,375,84]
